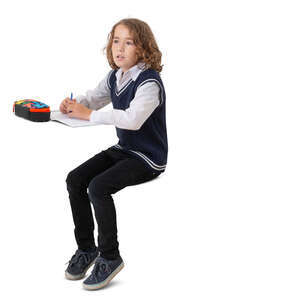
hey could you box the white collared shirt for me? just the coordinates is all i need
[75,62,160,130]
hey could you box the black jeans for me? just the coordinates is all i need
[66,146,160,260]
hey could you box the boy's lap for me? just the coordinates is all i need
[66,150,114,185]
[67,148,160,190]
[90,156,160,193]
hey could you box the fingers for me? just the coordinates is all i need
[60,102,68,114]
[64,98,76,110]
[60,97,77,114]
[63,102,70,114]
[60,97,77,115]
[64,98,71,106]
[66,98,76,104]
[63,106,68,114]
[67,102,76,114]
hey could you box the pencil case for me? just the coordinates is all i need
[13,99,51,122]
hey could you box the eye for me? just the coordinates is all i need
[113,39,118,43]
[126,41,134,45]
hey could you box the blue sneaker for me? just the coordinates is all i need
[65,248,99,280]
[82,256,124,290]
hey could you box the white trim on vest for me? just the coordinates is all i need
[112,144,166,171]
[136,79,165,105]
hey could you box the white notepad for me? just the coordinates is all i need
[50,110,98,127]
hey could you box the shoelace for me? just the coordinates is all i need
[91,259,111,279]
[65,250,91,266]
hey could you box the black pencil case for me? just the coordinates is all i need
[13,99,51,122]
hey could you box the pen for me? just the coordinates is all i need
[69,92,73,113]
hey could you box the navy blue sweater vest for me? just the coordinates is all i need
[107,68,168,173]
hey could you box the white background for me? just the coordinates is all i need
[1,0,299,299]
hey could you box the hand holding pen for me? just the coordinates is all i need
[59,92,75,114]
[59,92,92,120]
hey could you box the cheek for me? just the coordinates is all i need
[130,48,138,60]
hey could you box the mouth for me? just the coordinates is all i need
[116,55,125,60]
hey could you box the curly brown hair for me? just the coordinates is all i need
[104,18,163,72]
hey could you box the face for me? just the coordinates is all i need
[112,24,138,73]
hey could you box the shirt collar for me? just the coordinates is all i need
[115,62,146,82]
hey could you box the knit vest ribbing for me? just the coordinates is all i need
[108,68,168,172]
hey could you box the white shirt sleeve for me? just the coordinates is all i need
[75,72,111,110]
[89,81,160,130]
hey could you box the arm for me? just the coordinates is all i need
[89,81,160,130]
[75,71,112,110]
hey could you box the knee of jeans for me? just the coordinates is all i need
[66,170,86,190]
[88,178,107,203]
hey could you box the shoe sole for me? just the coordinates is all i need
[82,262,124,290]
[65,256,98,280]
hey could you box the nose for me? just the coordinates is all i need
[118,42,125,52]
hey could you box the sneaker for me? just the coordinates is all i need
[82,256,124,290]
[65,248,99,280]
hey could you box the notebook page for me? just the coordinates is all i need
[50,111,99,127]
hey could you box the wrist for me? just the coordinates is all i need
[86,109,93,121]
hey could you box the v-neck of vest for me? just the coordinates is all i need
[113,68,148,97]
[114,78,134,97]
